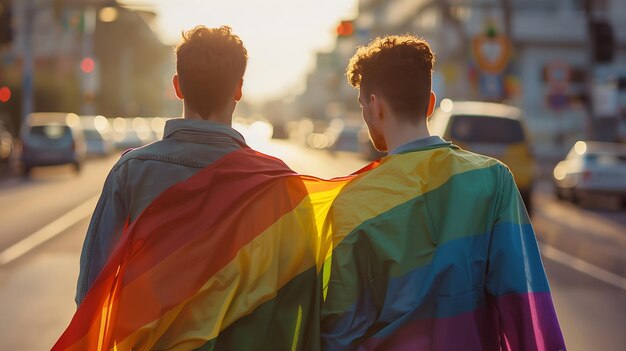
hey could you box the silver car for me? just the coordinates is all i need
[20,113,86,176]
[553,141,626,205]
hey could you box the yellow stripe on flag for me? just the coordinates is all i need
[331,148,499,245]
[113,181,349,350]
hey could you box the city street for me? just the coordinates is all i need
[1,0,626,350]
[0,138,625,350]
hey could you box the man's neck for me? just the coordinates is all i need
[182,106,232,126]
[384,119,431,152]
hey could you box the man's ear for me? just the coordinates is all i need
[426,91,436,118]
[173,74,184,100]
[371,93,384,122]
[234,78,243,102]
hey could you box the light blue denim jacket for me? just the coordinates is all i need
[76,118,247,305]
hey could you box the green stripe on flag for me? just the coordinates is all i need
[196,267,321,351]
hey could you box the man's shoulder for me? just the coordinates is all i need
[112,140,172,170]
[336,147,508,202]
[384,146,506,174]
[445,147,505,169]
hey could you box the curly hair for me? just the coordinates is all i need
[175,26,248,118]
[346,35,435,119]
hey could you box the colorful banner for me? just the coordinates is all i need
[53,145,564,351]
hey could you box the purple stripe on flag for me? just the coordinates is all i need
[496,291,565,351]
[357,292,565,351]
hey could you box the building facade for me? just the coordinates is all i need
[0,0,173,132]
[298,0,626,156]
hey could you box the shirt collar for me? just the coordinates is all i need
[389,135,451,155]
[163,118,246,145]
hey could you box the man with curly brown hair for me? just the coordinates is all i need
[65,25,329,350]
[77,25,249,305]
[321,35,565,350]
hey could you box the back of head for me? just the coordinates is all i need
[347,35,435,121]
[175,26,248,118]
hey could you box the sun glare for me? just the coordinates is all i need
[120,0,358,103]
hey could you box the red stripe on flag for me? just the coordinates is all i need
[53,149,312,350]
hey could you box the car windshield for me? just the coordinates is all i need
[29,125,71,140]
[449,115,525,144]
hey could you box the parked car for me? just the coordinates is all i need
[80,115,114,156]
[428,100,535,214]
[20,112,86,176]
[553,141,626,206]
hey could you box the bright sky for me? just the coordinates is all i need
[121,0,358,104]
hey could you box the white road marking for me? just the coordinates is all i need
[540,243,626,291]
[0,195,99,265]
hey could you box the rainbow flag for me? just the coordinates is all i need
[320,145,565,350]
[53,144,564,350]
[53,148,358,351]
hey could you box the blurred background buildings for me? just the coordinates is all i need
[0,0,175,136]
[0,0,625,158]
[295,0,626,157]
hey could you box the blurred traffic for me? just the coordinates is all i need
[80,115,114,156]
[553,140,626,207]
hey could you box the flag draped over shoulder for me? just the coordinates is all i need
[320,145,565,350]
[53,145,564,351]
[53,148,357,351]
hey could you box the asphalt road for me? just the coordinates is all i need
[0,138,624,350]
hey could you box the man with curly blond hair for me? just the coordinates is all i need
[77,25,249,305]
[321,35,565,350]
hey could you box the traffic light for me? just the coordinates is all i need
[81,57,95,73]
[0,1,12,46]
[590,20,614,63]
[337,20,354,37]
[0,86,10,103]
